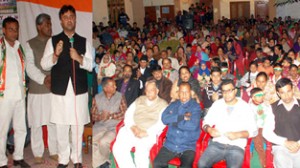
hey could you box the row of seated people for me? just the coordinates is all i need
[92,71,300,168]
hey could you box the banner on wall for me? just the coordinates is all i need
[0,0,18,36]
[17,0,92,46]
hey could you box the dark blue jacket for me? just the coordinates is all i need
[162,99,201,153]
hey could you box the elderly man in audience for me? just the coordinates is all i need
[92,78,127,168]
[113,80,168,168]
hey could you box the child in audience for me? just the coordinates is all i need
[282,57,293,77]
[220,62,235,81]
[197,61,210,88]
[249,87,272,168]
[258,57,273,76]
[270,63,283,84]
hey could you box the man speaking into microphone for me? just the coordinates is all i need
[41,5,93,168]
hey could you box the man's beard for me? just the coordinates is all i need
[124,74,131,79]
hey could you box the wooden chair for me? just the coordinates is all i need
[83,123,93,154]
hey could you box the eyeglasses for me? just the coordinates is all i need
[222,88,235,94]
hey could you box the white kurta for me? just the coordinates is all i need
[41,38,93,125]
[113,99,166,168]
[0,39,27,166]
[25,42,51,127]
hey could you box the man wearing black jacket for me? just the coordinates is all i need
[116,65,140,106]
[133,55,152,93]
[41,5,93,168]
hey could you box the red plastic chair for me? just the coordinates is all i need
[148,102,205,168]
[198,132,252,168]
[265,141,274,168]
[149,121,206,168]
[110,120,136,168]
[149,127,207,168]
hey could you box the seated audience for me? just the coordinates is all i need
[171,66,202,103]
[263,78,300,168]
[92,78,127,168]
[249,87,272,167]
[161,58,179,83]
[154,82,201,168]
[203,67,223,116]
[116,65,140,106]
[147,65,173,103]
[113,80,168,168]
[198,79,257,168]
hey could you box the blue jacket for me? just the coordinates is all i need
[162,99,201,153]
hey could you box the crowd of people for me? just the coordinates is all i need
[92,3,300,168]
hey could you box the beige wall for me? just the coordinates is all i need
[213,0,220,23]
[180,0,197,11]
[93,0,109,26]
[130,0,145,28]
[143,0,174,6]
[268,0,276,20]
[124,0,134,26]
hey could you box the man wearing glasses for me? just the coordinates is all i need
[198,79,257,168]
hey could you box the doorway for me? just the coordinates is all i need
[255,0,269,19]
[230,1,250,19]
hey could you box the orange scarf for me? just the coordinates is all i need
[0,37,26,97]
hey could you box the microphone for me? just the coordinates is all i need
[69,37,74,48]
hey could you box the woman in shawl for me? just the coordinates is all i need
[97,53,116,85]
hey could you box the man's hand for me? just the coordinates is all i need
[136,129,148,138]
[99,110,110,121]
[55,40,63,57]
[207,127,221,138]
[91,98,98,121]
[212,92,219,102]
[131,125,140,136]
[70,48,83,64]
[184,112,192,121]
[43,75,51,90]
[224,132,240,140]
[284,141,300,153]
[131,125,148,138]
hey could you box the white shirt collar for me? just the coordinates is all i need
[277,97,299,106]
[4,38,19,49]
